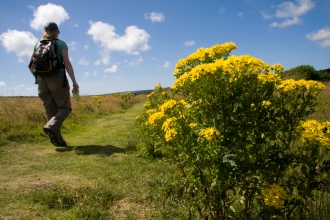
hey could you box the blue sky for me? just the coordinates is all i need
[0,0,329,96]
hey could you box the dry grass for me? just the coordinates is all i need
[0,93,147,145]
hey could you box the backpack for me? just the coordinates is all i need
[32,39,62,76]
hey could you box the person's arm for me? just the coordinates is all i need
[61,48,79,93]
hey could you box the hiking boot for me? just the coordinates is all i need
[43,127,63,146]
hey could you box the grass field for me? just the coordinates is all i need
[1,83,330,219]
[0,98,192,219]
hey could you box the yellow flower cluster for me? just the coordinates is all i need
[199,127,220,142]
[159,99,189,112]
[162,118,178,142]
[173,42,237,77]
[262,184,288,209]
[146,109,157,115]
[171,54,281,90]
[159,99,178,112]
[276,79,325,93]
[147,91,155,98]
[146,111,165,127]
[257,72,281,85]
[299,120,330,148]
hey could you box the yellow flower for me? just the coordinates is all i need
[147,92,155,98]
[189,123,197,128]
[135,116,140,120]
[262,184,288,209]
[159,100,177,112]
[261,100,271,107]
[155,83,161,89]
[162,118,178,142]
[146,112,165,127]
[199,127,221,142]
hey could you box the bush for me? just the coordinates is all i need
[136,42,330,219]
[283,65,318,80]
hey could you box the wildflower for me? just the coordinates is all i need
[200,127,221,142]
[189,123,197,128]
[162,118,178,141]
[262,184,288,209]
[299,120,330,148]
[143,102,150,107]
[147,92,155,98]
[155,83,161,89]
[262,100,271,107]
[135,116,140,120]
[146,111,165,127]
[159,100,177,112]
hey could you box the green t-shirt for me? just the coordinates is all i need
[34,39,68,71]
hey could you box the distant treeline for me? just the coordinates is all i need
[283,65,330,81]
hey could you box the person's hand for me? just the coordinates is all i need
[72,82,79,94]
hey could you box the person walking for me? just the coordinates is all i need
[28,22,79,146]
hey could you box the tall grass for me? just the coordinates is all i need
[0,93,146,146]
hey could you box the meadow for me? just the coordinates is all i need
[0,84,330,219]
[1,42,330,219]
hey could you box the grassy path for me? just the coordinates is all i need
[0,102,187,219]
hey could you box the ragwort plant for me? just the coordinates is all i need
[136,42,330,219]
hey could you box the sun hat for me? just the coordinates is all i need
[44,22,59,31]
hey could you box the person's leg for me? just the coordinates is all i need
[37,76,58,121]
[42,72,72,145]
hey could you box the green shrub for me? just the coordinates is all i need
[136,42,330,219]
[283,65,318,80]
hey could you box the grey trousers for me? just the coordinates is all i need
[37,71,72,142]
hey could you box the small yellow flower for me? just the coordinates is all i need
[262,100,271,107]
[135,116,140,120]
[189,123,197,128]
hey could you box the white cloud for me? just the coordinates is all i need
[27,86,36,91]
[159,61,170,68]
[144,12,165,23]
[30,3,70,31]
[260,11,273,19]
[69,41,77,51]
[238,12,244,18]
[84,44,89,50]
[87,21,150,60]
[84,72,90,77]
[306,27,330,48]
[93,70,97,76]
[14,84,24,90]
[70,21,78,27]
[79,59,89,66]
[94,50,110,65]
[184,40,196,46]
[104,65,118,73]
[0,81,6,87]
[0,30,38,61]
[263,0,315,28]
[128,56,143,66]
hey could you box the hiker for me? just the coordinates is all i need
[28,22,79,146]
